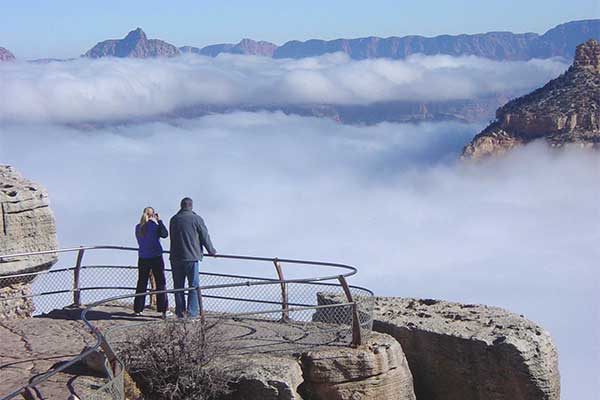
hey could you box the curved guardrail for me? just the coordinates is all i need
[0,246,373,400]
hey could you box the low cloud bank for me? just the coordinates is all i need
[0,113,597,398]
[0,53,567,123]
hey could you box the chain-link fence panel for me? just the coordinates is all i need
[0,267,76,317]
[79,265,138,306]
[84,367,124,400]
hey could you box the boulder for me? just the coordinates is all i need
[0,165,58,319]
[300,332,416,400]
[373,297,560,400]
[79,346,108,374]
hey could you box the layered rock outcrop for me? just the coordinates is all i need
[0,165,58,319]
[462,39,600,159]
[219,332,416,400]
[373,297,560,400]
[300,332,415,400]
[84,28,180,58]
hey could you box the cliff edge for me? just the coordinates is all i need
[0,165,58,319]
[462,39,600,159]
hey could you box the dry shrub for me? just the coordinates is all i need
[119,320,229,400]
[123,370,143,400]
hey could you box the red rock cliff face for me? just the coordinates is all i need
[462,39,600,159]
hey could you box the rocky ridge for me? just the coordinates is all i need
[0,47,15,61]
[0,165,58,319]
[83,20,599,61]
[83,28,180,58]
[181,39,278,57]
[273,20,598,60]
[462,39,600,159]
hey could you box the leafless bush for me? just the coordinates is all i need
[118,320,230,400]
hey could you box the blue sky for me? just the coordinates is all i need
[2,0,599,59]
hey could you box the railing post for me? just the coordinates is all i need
[273,259,289,322]
[95,327,121,378]
[338,275,362,347]
[72,248,85,307]
[197,286,205,325]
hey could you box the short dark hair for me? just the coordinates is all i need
[180,197,193,210]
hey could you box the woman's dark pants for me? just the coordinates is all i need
[134,256,168,313]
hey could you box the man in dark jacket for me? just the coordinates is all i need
[169,197,216,318]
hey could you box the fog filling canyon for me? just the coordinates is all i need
[0,53,567,123]
[0,54,598,398]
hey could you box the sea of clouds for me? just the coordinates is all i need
[0,53,597,398]
[0,52,568,123]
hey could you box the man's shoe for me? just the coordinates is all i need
[162,311,174,319]
[134,312,142,316]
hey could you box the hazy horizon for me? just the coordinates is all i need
[1,1,598,59]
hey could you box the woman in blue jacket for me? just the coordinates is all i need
[134,206,170,318]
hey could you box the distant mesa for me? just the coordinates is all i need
[271,19,599,60]
[183,19,599,60]
[0,47,15,61]
[462,39,600,159]
[180,38,278,57]
[83,27,180,58]
[83,19,599,61]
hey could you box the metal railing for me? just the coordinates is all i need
[0,246,373,400]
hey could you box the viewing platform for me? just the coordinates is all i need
[0,246,376,400]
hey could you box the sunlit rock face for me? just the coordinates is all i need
[0,165,58,319]
[462,39,600,159]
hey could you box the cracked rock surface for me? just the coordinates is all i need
[0,305,416,400]
[0,165,58,320]
[373,297,560,400]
